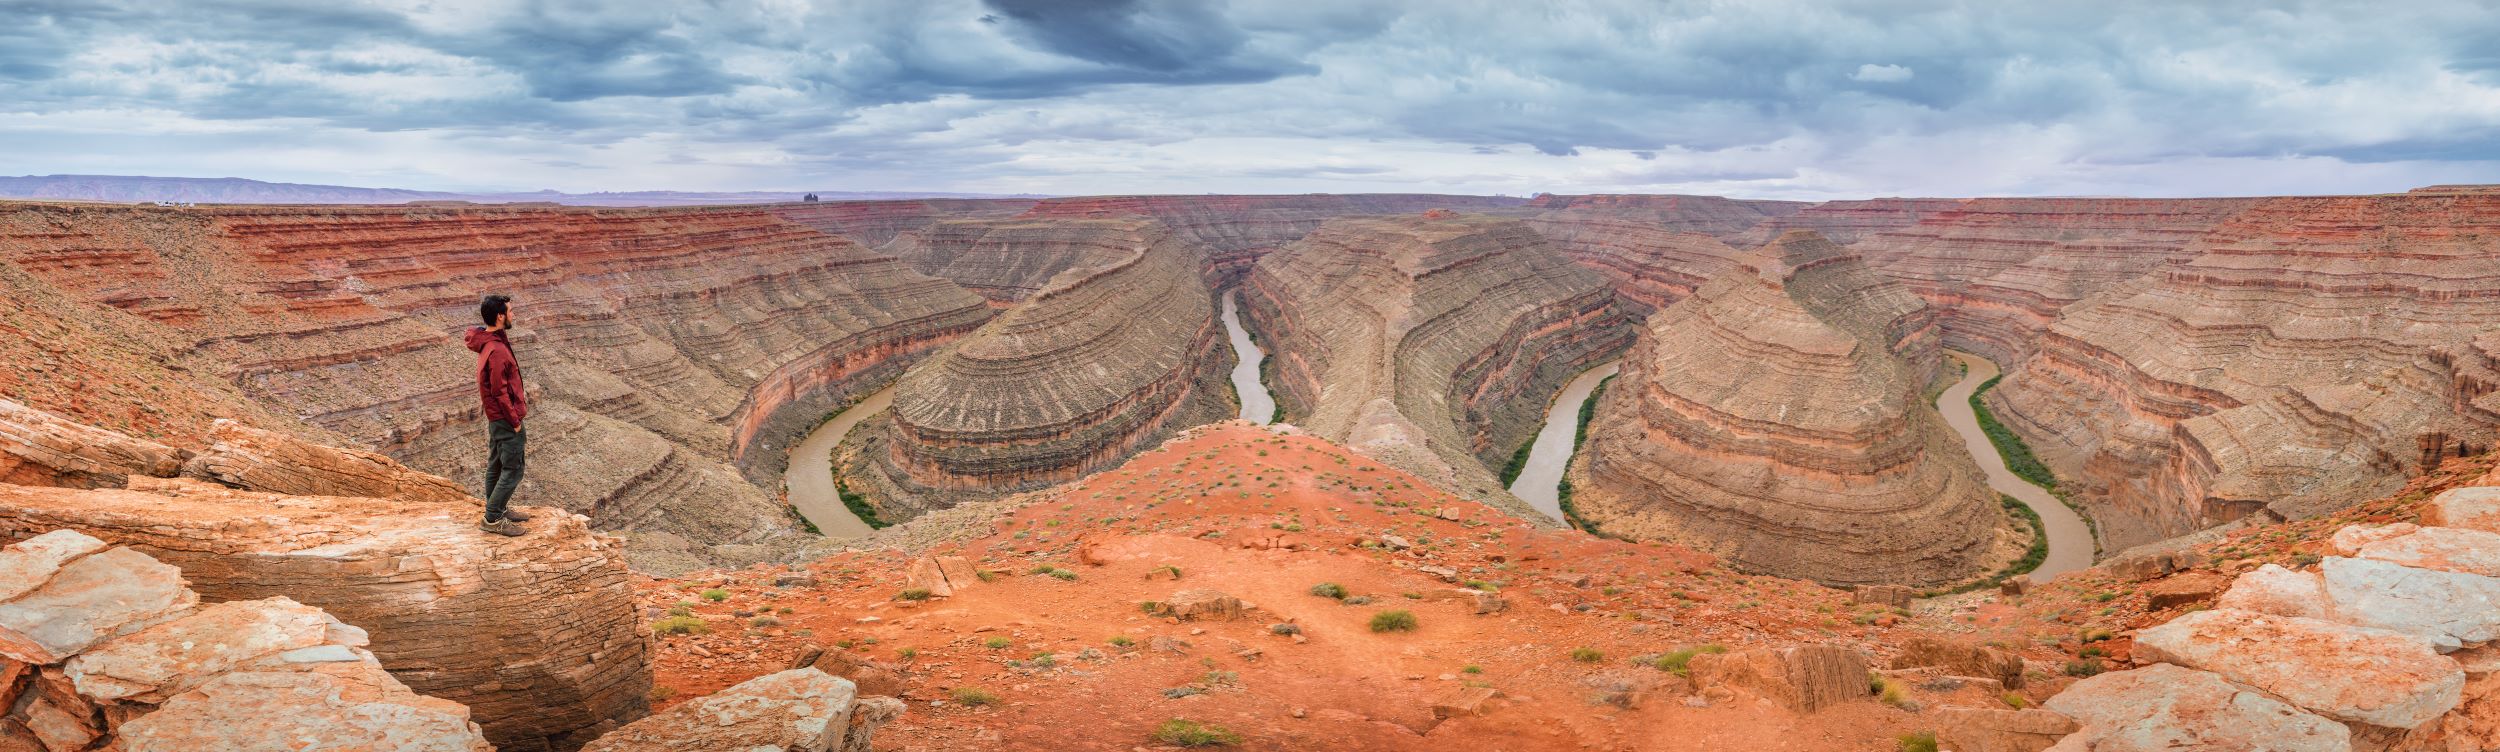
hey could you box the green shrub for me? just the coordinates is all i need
[2063,660,2104,677]
[699,588,729,602]
[1650,644,1727,676]
[1108,635,1135,648]
[1369,610,1418,633]
[951,687,999,707]
[1309,582,1348,599]
[897,647,918,660]
[750,615,782,628]
[1970,375,2056,491]
[1898,730,1938,752]
[984,637,1012,649]
[1461,664,1482,674]
[1153,719,1242,747]
[650,615,708,636]
[895,588,932,601]
[1048,568,1078,581]
[1570,647,1605,663]
[2001,691,2028,709]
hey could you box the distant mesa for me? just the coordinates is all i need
[1241,214,1628,520]
[1571,230,2001,587]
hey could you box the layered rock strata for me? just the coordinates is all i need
[1991,193,2500,548]
[1850,198,2258,364]
[1020,194,1526,282]
[0,530,493,751]
[0,468,650,750]
[768,198,1035,248]
[878,218,1164,304]
[1522,211,1745,313]
[1571,231,1999,586]
[1725,197,1963,246]
[1522,193,1811,239]
[1240,215,1626,519]
[583,668,899,752]
[0,201,993,572]
[2045,500,2500,750]
[839,224,1231,520]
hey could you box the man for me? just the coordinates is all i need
[466,294,533,536]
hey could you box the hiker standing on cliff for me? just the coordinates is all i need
[466,294,532,536]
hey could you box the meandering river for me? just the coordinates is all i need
[1937,349,2095,580]
[1222,291,1274,424]
[782,384,889,539]
[1508,360,1621,523]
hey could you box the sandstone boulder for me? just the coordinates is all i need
[1935,706,2077,752]
[2100,549,2194,582]
[2349,525,2500,578]
[117,664,492,752]
[905,557,954,598]
[1889,635,2026,688]
[1854,585,1914,610]
[0,542,196,665]
[789,647,909,697]
[1687,644,1869,713]
[2143,571,2229,610]
[0,483,649,751]
[1154,590,1246,621]
[180,419,474,505]
[2425,487,2500,533]
[1432,685,1498,719]
[2320,556,2500,652]
[2042,663,2351,752]
[2331,523,2420,556]
[584,668,880,752]
[0,399,186,488]
[2132,608,2462,728]
[63,597,342,703]
[2214,563,2328,619]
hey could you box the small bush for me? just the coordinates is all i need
[2079,627,2115,643]
[985,637,1012,649]
[648,685,677,702]
[1108,635,1136,648]
[1650,644,1727,676]
[1048,569,1079,581]
[951,687,999,707]
[750,615,782,628]
[1342,595,1375,606]
[1369,610,1418,633]
[2001,691,2028,709]
[898,647,919,660]
[895,588,932,601]
[1309,582,1348,600]
[1269,623,1301,636]
[699,588,730,602]
[2063,660,2104,677]
[1029,564,1059,575]
[1874,675,1910,708]
[650,615,708,636]
[1898,730,1938,752]
[665,603,694,617]
[1570,647,1605,663]
[1153,719,1242,747]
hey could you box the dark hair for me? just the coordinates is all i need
[479,294,512,326]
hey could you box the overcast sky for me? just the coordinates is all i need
[3,0,2495,198]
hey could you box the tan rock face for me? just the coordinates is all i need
[2319,556,2500,651]
[1242,215,1627,520]
[583,668,876,752]
[0,482,649,751]
[2043,663,2351,752]
[1021,194,1526,282]
[1574,231,1998,586]
[2131,608,2463,728]
[1934,707,2077,752]
[0,530,493,752]
[1992,193,2500,549]
[2213,563,2328,619]
[881,218,1160,304]
[0,546,195,665]
[0,398,187,489]
[1687,644,1870,713]
[2425,487,2500,534]
[844,221,1231,520]
[1889,635,2026,689]
[181,419,474,505]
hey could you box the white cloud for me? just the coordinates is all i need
[1852,63,1914,83]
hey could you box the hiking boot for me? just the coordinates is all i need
[479,519,525,537]
[500,508,533,522]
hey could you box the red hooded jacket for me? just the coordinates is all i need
[465,327,528,425]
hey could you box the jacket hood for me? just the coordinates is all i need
[464,326,503,354]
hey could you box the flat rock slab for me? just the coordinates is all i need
[117,665,491,752]
[2352,526,2500,578]
[2427,487,2500,533]
[64,597,335,703]
[0,530,106,603]
[584,668,862,752]
[2043,663,2351,752]
[2133,607,2462,728]
[0,546,196,664]
[1935,706,2077,752]
[2322,556,2500,652]
[2215,563,2327,620]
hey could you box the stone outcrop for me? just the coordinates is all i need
[180,418,474,505]
[0,530,493,751]
[0,477,650,750]
[769,198,1035,247]
[1686,644,1870,713]
[1522,211,1745,313]
[840,222,1230,520]
[1935,707,2077,752]
[880,218,1176,304]
[1240,215,1627,519]
[0,398,187,489]
[1571,231,2000,586]
[1849,198,2257,364]
[1021,194,1526,282]
[0,201,995,572]
[1726,197,1962,246]
[2046,510,2500,750]
[1889,634,2026,688]
[1990,193,2500,549]
[583,668,897,752]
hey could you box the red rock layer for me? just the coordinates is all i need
[1994,193,2500,549]
[1728,198,1964,246]
[1523,211,1747,313]
[1020,194,1527,282]
[767,198,1034,248]
[1242,215,1627,520]
[878,218,1156,304]
[1853,198,2259,363]
[1572,231,1998,586]
[1523,194,1811,238]
[840,221,1232,519]
[0,202,992,573]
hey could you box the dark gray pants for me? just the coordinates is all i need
[484,420,525,521]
